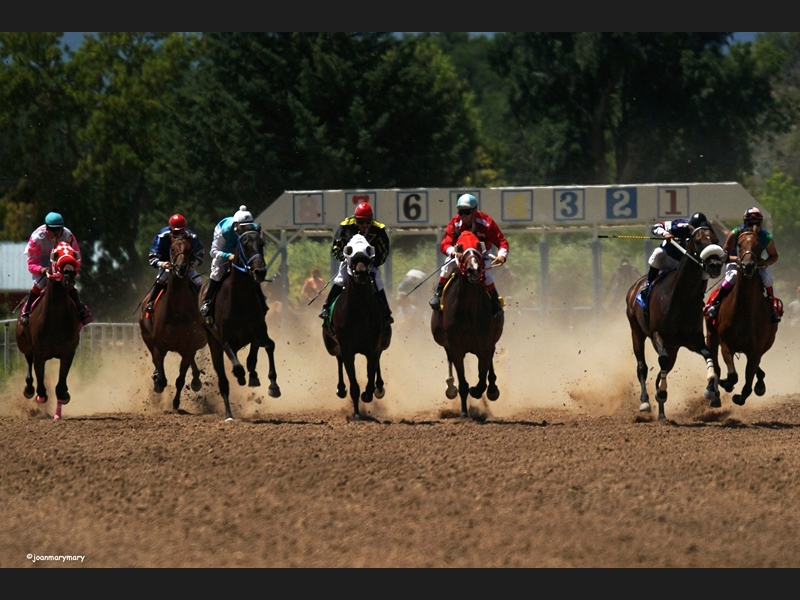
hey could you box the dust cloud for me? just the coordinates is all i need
[2,304,799,421]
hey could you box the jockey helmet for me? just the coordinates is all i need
[688,212,709,228]
[233,205,254,224]
[456,193,478,211]
[354,202,373,222]
[743,207,763,226]
[45,212,65,228]
[169,213,186,232]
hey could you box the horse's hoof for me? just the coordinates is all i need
[703,388,715,401]
[446,388,458,400]
[268,386,281,398]
[336,388,347,399]
[154,384,165,394]
[460,411,468,419]
[353,413,362,422]
[658,414,666,421]
[224,416,234,422]
[190,380,202,392]
[709,397,722,409]
[487,388,499,401]
[248,377,261,387]
[361,392,373,404]
[36,395,47,405]
[374,387,385,399]
[732,394,746,406]
[755,382,766,396]
[469,387,483,399]
[639,402,651,412]
[23,388,34,399]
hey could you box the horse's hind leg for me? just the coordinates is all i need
[342,354,361,420]
[208,337,234,421]
[335,357,347,398]
[470,350,493,399]
[189,357,203,392]
[172,354,193,411]
[33,356,48,405]
[754,365,767,396]
[733,355,760,406]
[23,353,34,399]
[151,347,168,394]
[452,353,470,419]
[719,344,738,393]
[444,349,458,399]
[223,342,246,386]
[630,327,649,413]
[246,343,261,387]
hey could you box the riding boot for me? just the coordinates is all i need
[19,288,41,325]
[375,288,394,324]
[488,287,503,316]
[200,278,221,323]
[318,284,343,321]
[68,287,93,325]
[145,281,167,315]
[429,280,446,310]
[706,285,732,319]
[639,266,659,304]
[765,286,781,323]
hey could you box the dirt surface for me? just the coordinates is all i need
[2,307,800,568]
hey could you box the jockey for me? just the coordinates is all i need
[706,206,781,322]
[429,193,509,315]
[200,205,267,324]
[637,211,710,308]
[20,212,93,326]
[144,214,205,315]
[317,201,393,324]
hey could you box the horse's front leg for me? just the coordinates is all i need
[470,349,492,399]
[208,336,233,421]
[223,342,245,386]
[373,353,385,399]
[151,347,168,394]
[754,366,767,397]
[486,359,499,401]
[650,333,676,421]
[335,356,347,398]
[733,354,759,406]
[260,333,280,398]
[704,326,722,407]
[630,328,649,413]
[694,336,718,405]
[342,353,361,420]
[33,355,48,406]
[719,343,738,393]
[361,352,378,404]
[23,352,35,399]
[444,349,458,399]
[246,343,261,387]
[54,352,75,405]
[172,353,193,411]
[451,352,470,419]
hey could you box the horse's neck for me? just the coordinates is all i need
[39,279,72,320]
[165,273,194,308]
[731,268,764,313]
[672,257,704,296]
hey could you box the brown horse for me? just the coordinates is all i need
[626,226,724,420]
[322,234,392,420]
[15,242,81,420]
[431,230,504,419]
[704,229,779,407]
[138,234,206,411]
[199,227,280,421]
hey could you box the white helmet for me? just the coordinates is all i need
[233,205,253,224]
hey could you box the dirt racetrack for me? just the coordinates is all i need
[2,306,800,568]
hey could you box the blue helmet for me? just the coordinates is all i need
[45,212,65,228]
[456,193,478,210]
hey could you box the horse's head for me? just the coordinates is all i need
[689,226,724,279]
[736,229,761,279]
[50,241,79,288]
[343,233,375,284]
[169,234,195,279]
[455,231,484,284]
[235,225,267,283]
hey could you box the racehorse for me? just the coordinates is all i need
[138,233,206,411]
[15,242,82,420]
[704,229,779,407]
[199,226,280,421]
[431,230,504,419]
[322,234,392,420]
[626,226,725,420]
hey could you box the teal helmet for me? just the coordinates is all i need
[45,212,65,228]
[456,193,478,210]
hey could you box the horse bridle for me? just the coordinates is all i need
[169,241,195,278]
[735,230,760,278]
[233,230,264,274]
[681,226,723,273]
[458,246,484,284]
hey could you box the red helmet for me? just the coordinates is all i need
[354,202,373,221]
[169,214,186,232]
[743,207,763,225]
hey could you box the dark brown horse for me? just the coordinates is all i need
[431,230,504,419]
[322,234,392,420]
[138,234,206,411]
[199,227,280,421]
[626,226,724,420]
[704,229,779,407]
[15,242,81,420]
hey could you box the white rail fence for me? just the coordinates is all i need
[1,320,144,373]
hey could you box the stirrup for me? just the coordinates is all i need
[20,313,30,325]
[706,302,720,319]
[318,307,329,320]
[429,295,441,310]
[200,300,212,317]
[145,302,154,313]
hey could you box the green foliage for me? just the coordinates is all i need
[753,169,800,288]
